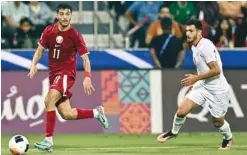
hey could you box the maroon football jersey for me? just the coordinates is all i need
[39,23,88,78]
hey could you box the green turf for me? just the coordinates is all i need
[2,132,247,155]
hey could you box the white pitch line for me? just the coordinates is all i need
[79,146,176,150]
[29,120,44,127]
[52,145,247,150]
[1,146,176,152]
[2,145,247,152]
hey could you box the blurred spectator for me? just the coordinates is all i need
[146,5,183,45]
[2,1,30,46]
[195,2,220,42]
[2,1,30,29]
[13,17,35,49]
[234,3,247,47]
[169,2,197,25]
[108,1,134,33]
[108,2,124,21]
[126,1,164,26]
[215,19,233,48]
[149,17,185,68]
[122,1,134,14]
[29,1,54,38]
[235,18,247,47]
[108,2,126,21]
[217,1,246,19]
[125,1,164,47]
[195,2,219,27]
[108,1,134,21]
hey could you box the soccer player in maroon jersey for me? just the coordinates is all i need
[28,3,110,152]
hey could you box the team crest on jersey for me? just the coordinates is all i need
[56,36,63,44]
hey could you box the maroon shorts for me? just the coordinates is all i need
[49,74,75,99]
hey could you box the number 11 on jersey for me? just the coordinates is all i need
[53,49,60,59]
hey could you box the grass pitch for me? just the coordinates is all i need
[2,132,247,155]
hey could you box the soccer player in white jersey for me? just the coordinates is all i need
[157,19,233,150]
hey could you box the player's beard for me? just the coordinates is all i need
[61,22,69,28]
[187,33,197,44]
[58,19,71,28]
[187,36,194,43]
[192,35,197,43]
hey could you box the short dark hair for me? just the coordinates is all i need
[186,19,202,30]
[161,17,172,32]
[159,5,168,13]
[57,3,72,13]
[20,17,32,26]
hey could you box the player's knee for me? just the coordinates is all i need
[212,119,224,128]
[44,96,50,108]
[60,110,73,120]
[60,111,68,120]
[45,96,56,109]
[176,98,195,117]
[176,107,188,118]
[45,93,60,108]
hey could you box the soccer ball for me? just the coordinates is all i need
[9,135,29,155]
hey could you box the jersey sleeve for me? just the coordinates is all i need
[201,42,216,63]
[75,32,89,56]
[38,27,49,49]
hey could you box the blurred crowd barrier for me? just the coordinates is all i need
[2,49,247,70]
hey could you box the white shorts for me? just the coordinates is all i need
[186,86,229,118]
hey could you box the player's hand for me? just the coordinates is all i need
[181,74,198,87]
[28,64,37,78]
[83,77,95,95]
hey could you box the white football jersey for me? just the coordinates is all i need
[191,38,229,94]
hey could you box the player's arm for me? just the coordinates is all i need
[194,45,221,81]
[75,31,95,95]
[81,54,91,76]
[181,44,220,86]
[32,45,45,66]
[28,26,49,78]
[28,45,44,78]
[194,61,220,81]
[81,54,95,95]
[181,62,220,87]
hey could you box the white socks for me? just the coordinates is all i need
[93,109,99,118]
[171,114,232,140]
[218,120,233,140]
[171,114,186,134]
[45,136,53,144]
